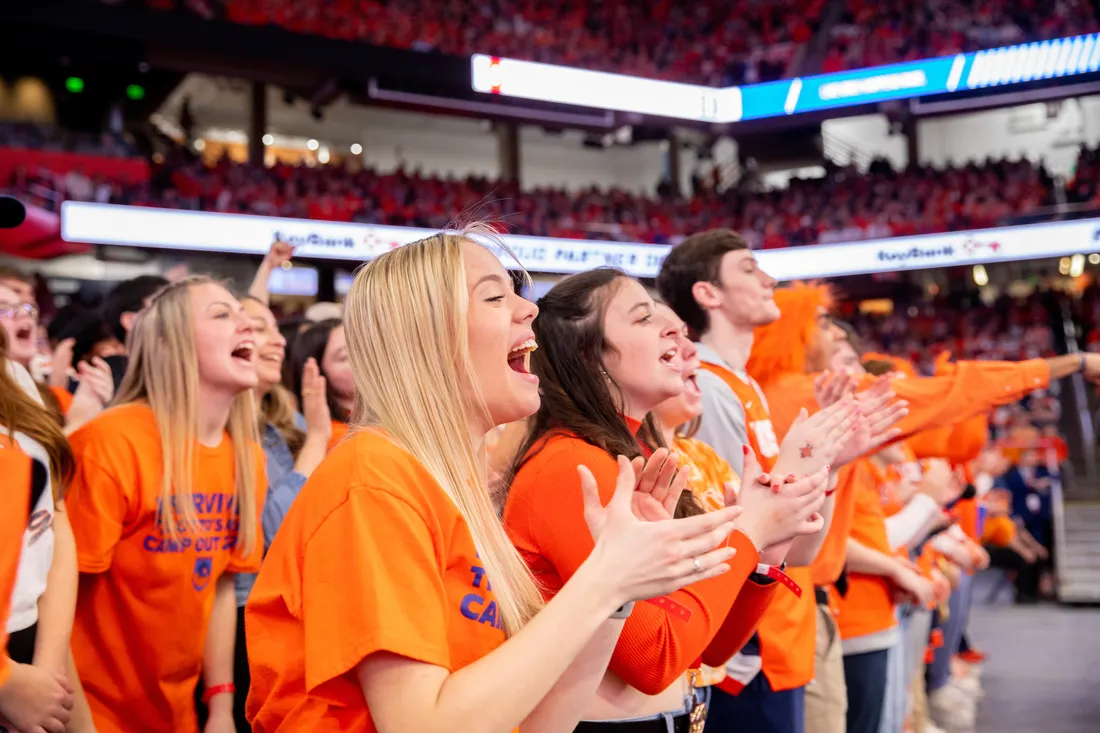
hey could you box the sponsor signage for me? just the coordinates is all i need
[472,33,1100,123]
[61,202,1100,281]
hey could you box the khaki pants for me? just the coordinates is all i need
[804,604,847,733]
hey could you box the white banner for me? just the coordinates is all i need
[61,202,1100,281]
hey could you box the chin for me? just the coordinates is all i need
[488,394,540,427]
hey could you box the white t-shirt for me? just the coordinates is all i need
[5,429,54,633]
[3,358,55,633]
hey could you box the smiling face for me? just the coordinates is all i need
[651,303,702,431]
[0,283,38,367]
[320,325,355,405]
[242,298,287,393]
[829,335,864,375]
[601,278,683,419]
[806,308,848,373]
[463,241,541,429]
[190,282,258,395]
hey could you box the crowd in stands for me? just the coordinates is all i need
[129,0,818,85]
[0,123,136,159]
[823,0,1100,72]
[2,121,1058,247]
[122,0,1100,82]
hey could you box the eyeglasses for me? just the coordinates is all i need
[0,302,39,321]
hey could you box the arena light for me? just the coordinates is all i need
[472,32,1100,123]
[60,202,1100,282]
[972,264,989,287]
[1070,253,1086,277]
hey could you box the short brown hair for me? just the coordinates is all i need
[862,359,895,376]
[656,228,749,337]
[0,265,32,286]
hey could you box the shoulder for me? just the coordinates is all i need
[69,403,157,458]
[298,430,459,533]
[513,432,614,484]
[5,359,42,404]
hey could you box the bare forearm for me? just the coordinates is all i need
[248,259,275,304]
[521,617,625,733]
[365,560,618,733]
[203,575,237,717]
[33,509,77,673]
[1045,354,1083,380]
[67,650,97,733]
[786,475,838,567]
[846,538,900,578]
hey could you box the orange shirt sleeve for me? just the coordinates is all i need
[700,581,777,668]
[302,488,453,693]
[0,449,32,686]
[66,430,135,573]
[505,439,760,696]
[888,359,1049,438]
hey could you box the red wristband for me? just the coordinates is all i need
[202,682,235,704]
[757,563,802,598]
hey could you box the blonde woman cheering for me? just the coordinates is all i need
[66,277,266,733]
[245,231,745,732]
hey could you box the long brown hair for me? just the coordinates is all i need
[511,268,701,518]
[0,330,73,501]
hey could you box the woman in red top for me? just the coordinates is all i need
[505,269,839,731]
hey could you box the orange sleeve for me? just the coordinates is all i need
[66,430,134,573]
[0,450,32,687]
[226,445,269,574]
[810,461,866,586]
[506,441,760,696]
[302,488,452,694]
[765,374,817,442]
[700,580,777,667]
[889,359,1049,438]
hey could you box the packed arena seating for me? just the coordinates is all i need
[823,0,1100,73]
[136,0,820,85]
[2,131,1057,247]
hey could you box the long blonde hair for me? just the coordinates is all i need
[115,275,260,557]
[344,231,543,635]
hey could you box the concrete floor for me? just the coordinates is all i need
[969,603,1100,733]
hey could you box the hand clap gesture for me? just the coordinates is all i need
[580,454,744,605]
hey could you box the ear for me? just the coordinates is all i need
[691,280,722,311]
[120,310,138,334]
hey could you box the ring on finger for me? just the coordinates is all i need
[692,557,702,573]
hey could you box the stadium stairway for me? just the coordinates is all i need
[1057,497,1100,604]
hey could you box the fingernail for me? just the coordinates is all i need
[786,474,796,482]
[824,464,832,472]
[742,444,750,456]
[758,473,770,484]
[772,484,781,494]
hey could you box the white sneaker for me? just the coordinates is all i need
[929,684,977,731]
[950,674,984,699]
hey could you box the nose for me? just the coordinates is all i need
[236,312,254,333]
[679,337,698,362]
[273,328,287,348]
[659,320,679,341]
[515,293,538,323]
[759,269,778,289]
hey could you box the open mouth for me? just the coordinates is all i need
[231,341,255,364]
[258,351,283,366]
[683,370,701,396]
[507,338,537,375]
[14,326,32,341]
[659,346,681,372]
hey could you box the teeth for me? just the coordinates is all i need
[508,338,538,358]
[661,348,677,360]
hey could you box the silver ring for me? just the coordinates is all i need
[692,557,702,573]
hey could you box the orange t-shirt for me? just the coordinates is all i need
[504,422,771,697]
[245,430,510,732]
[0,446,32,686]
[327,420,350,452]
[835,462,900,641]
[66,403,266,733]
[50,385,74,415]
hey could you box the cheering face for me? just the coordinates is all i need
[190,283,258,395]
[710,250,780,328]
[243,298,287,393]
[651,303,703,430]
[320,325,355,404]
[601,278,684,420]
[806,309,848,373]
[0,283,38,367]
[829,338,864,375]
[463,242,540,428]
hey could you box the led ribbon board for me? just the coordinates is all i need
[61,202,1100,281]
[472,34,1100,123]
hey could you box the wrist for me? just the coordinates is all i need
[574,546,630,616]
[734,516,770,553]
[202,682,235,709]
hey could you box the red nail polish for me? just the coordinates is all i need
[772,484,781,494]
[742,445,750,456]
